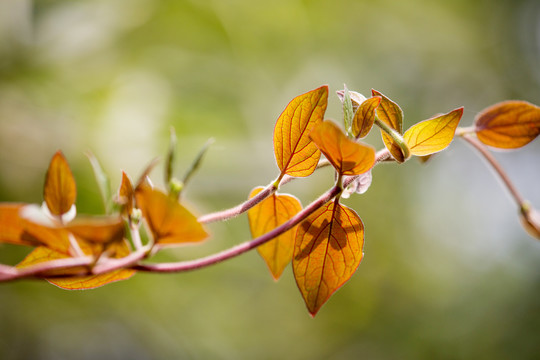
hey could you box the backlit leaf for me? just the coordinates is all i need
[135,185,208,247]
[403,107,463,156]
[274,86,328,177]
[309,121,375,176]
[19,219,72,254]
[352,96,381,138]
[293,200,364,316]
[474,100,540,149]
[43,151,77,216]
[0,203,38,246]
[248,187,302,280]
[372,90,405,162]
[66,216,125,244]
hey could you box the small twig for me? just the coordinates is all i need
[130,223,143,251]
[197,151,388,225]
[460,133,526,207]
[197,180,278,224]
[68,233,85,258]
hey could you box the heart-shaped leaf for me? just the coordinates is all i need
[293,200,364,316]
[248,187,302,280]
[43,151,77,217]
[309,121,375,176]
[474,100,540,149]
[274,86,328,177]
[403,107,463,156]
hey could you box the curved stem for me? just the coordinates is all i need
[0,256,94,282]
[374,117,410,160]
[0,149,390,282]
[197,153,384,225]
[92,245,151,275]
[375,148,391,164]
[197,180,278,224]
[134,185,343,273]
[460,133,526,207]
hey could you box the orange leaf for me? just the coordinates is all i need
[309,121,375,176]
[352,96,381,138]
[135,185,208,247]
[403,107,463,156]
[248,187,302,280]
[0,203,39,246]
[43,151,77,216]
[118,171,134,216]
[274,86,328,177]
[372,90,405,162]
[474,100,540,149]
[20,220,73,254]
[66,216,125,244]
[293,200,364,316]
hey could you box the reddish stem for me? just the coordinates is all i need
[461,134,526,207]
[197,181,277,224]
[0,149,388,281]
[134,184,343,273]
[0,256,93,282]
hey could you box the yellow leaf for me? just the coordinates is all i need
[135,185,208,247]
[274,86,328,177]
[352,96,381,138]
[403,107,463,156]
[248,187,302,280]
[293,200,364,316]
[474,100,540,149]
[43,151,77,216]
[0,203,39,246]
[309,121,375,176]
[372,90,405,162]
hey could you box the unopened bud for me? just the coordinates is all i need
[169,178,184,198]
[520,204,540,240]
[131,208,142,225]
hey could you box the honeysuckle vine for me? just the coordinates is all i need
[0,85,539,316]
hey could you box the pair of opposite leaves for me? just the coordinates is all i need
[0,152,208,289]
[249,85,466,315]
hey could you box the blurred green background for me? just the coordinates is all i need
[1,0,540,359]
